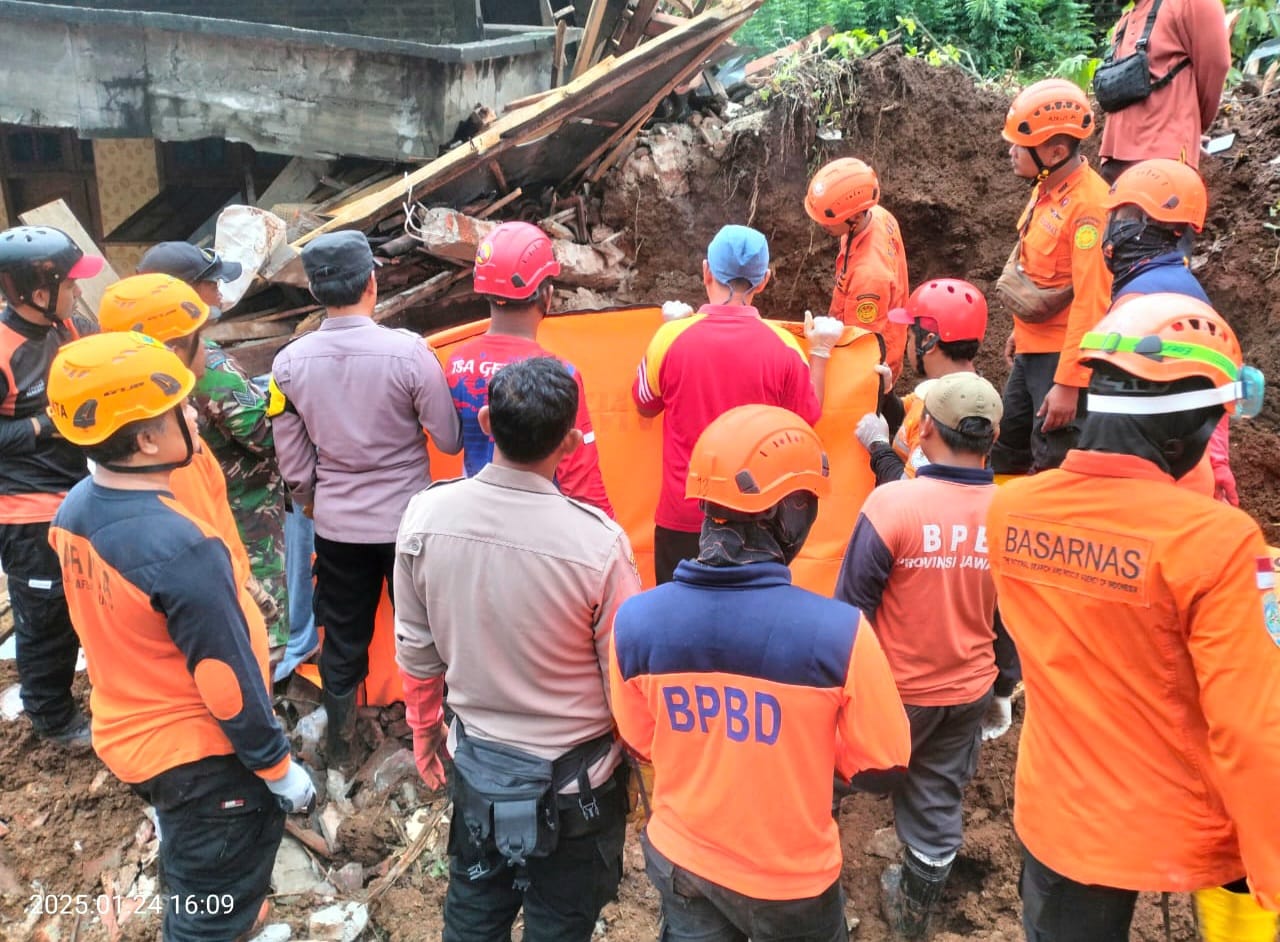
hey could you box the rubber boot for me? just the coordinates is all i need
[39,709,92,752]
[881,849,952,940]
[1193,886,1279,942]
[323,688,358,773]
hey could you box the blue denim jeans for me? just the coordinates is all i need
[273,506,319,681]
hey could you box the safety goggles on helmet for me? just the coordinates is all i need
[1082,330,1265,418]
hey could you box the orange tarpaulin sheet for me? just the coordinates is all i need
[319,305,882,706]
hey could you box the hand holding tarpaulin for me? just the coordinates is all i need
[662,301,694,322]
[804,310,844,358]
[855,413,891,450]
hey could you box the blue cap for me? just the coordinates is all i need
[706,225,770,289]
[302,231,376,287]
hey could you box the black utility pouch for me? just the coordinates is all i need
[452,729,560,868]
[1092,0,1189,114]
[1094,50,1154,113]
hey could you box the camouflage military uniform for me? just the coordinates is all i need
[193,339,289,645]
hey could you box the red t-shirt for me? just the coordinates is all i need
[447,333,612,517]
[631,305,821,532]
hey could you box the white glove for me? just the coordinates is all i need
[266,760,317,813]
[855,413,890,450]
[981,696,1013,742]
[661,301,694,322]
[873,362,894,393]
[803,311,844,359]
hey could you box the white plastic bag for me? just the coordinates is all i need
[213,206,288,309]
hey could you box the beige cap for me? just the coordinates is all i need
[923,372,1003,429]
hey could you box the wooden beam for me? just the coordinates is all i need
[475,187,525,219]
[616,0,661,54]
[204,319,295,343]
[744,25,834,77]
[553,18,568,87]
[372,269,471,323]
[18,199,119,320]
[572,0,610,80]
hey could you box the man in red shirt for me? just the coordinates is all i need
[632,225,833,584]
[836,372,1003,939]
[805,157,910,380]
[447,221,612,516]
[1094,0,1230,181]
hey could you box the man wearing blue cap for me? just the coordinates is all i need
[268,230,461,770]
[632,224,841,584]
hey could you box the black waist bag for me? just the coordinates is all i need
[452,722,614,872]
[1093,0,1190,113]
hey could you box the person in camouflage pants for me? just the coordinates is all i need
[194,339,290,647]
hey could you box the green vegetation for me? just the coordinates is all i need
[734,0,1280,85]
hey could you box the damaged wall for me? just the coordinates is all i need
[29,0,481,43]
[93,138,160,274]
[0,181,10,229]
[0,0,552,161]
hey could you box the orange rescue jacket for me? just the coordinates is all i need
[828,205,910,380]
[1010,163,1113,386]
[988,451,1280,909]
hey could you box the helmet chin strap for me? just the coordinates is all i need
[1030,144,1073,182]
[32,283,63,323]
[101,405,196,475]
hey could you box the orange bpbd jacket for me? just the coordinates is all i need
[610,561,910,900]
[829,205,910,380]
[1011,163,1113,386]
[49,480,289,784]
[988,451,1280,909]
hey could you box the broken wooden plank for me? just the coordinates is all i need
[572,0,611,80]
[204,319,295,343]
[257,158,332,212]
[616,0,661,54]
[475,187,525,219]
[553,18,569,87]
[372,269,471,324]
[409,208,627,289]
[291,0,764,245]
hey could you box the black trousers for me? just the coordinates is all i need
[0,521,80,734]
[993,608,1022,697]
[643,835,848,942]
[442,770,628,942]
[990,352,1082,475]
[313,535,395,696]
[654,526,701,586]
[134,755,285,942]
[894,693,992,859]
[1020,845,1137,942]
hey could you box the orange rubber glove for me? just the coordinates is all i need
[401,670,447,791]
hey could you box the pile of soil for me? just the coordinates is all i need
[3,50,1278,942]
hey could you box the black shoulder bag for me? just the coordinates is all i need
[1093,0,1192,114]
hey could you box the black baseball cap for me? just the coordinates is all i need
[302,231,379,288]
[138,242,243,284]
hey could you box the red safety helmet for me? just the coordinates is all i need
[888,279,988,342]
[472,222,561,302]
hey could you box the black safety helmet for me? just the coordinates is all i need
[0,226,99,321]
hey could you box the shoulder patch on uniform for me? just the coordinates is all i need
[232,390,258,408]
[265,376,290,418]
[1074,224,1099,251]
[855,300,879,324]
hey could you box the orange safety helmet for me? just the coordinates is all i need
[1002,79,1095,147]
[97,273,210,341]
[472,221,561,302]
[1103,159,1207,232]
[1080,293,1262,416]
[686,404,831,514]
[888,278,988,342]
[46,331,195,445]
[805,158,881,226]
